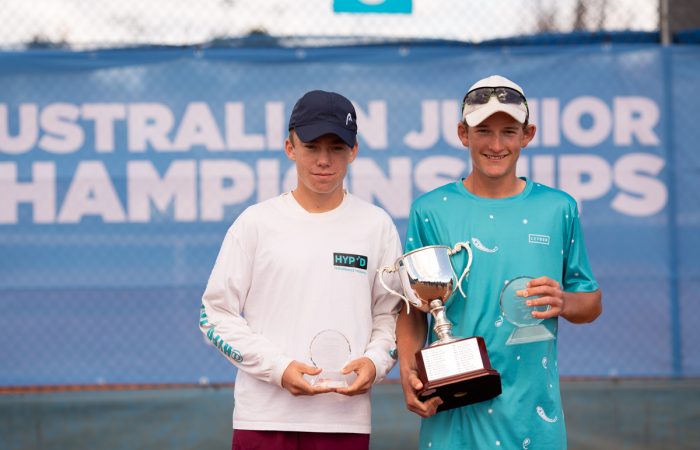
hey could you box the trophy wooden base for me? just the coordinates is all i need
[415,336,502,412]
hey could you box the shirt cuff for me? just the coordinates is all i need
[363,348,393,384]
[270,355,295,388]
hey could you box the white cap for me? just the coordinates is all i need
[462,75,528,126]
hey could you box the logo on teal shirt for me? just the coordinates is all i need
[528,234,551,245]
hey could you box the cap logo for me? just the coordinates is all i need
[346,113,353,125]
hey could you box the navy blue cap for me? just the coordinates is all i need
[288,90,357,147]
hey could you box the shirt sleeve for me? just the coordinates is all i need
[363,216,404,383]
[562,202,600,293]
[199,216,293,388]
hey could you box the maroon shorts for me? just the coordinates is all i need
[232,429,370,450]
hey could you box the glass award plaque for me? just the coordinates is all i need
[308,329,351,388]
[499,276,555,345]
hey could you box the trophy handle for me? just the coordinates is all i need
[378,265,412,314]
[448,242,473,298]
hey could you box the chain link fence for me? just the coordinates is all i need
[0,0,671,50]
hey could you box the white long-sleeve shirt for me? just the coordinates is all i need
[200,192,402,433]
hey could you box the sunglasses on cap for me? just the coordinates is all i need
[462,86,529,121]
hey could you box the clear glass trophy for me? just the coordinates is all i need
[499,276,555,345]
[308,329,352,388]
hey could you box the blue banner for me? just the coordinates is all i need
[1,43,698,385]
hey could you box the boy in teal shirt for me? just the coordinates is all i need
[396,75,602,449]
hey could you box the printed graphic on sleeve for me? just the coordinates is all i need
[200,304,243,362]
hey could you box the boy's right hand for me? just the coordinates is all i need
[401,368,443,418]
[281,361,333,396]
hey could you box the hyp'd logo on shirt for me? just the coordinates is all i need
[333,253,368,273]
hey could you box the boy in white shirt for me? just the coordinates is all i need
[200,90,403,450]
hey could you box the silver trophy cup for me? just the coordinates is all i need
[378,242,472,344]
[378,242,501,411]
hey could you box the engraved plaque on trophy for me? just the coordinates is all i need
[379,243,502,412]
